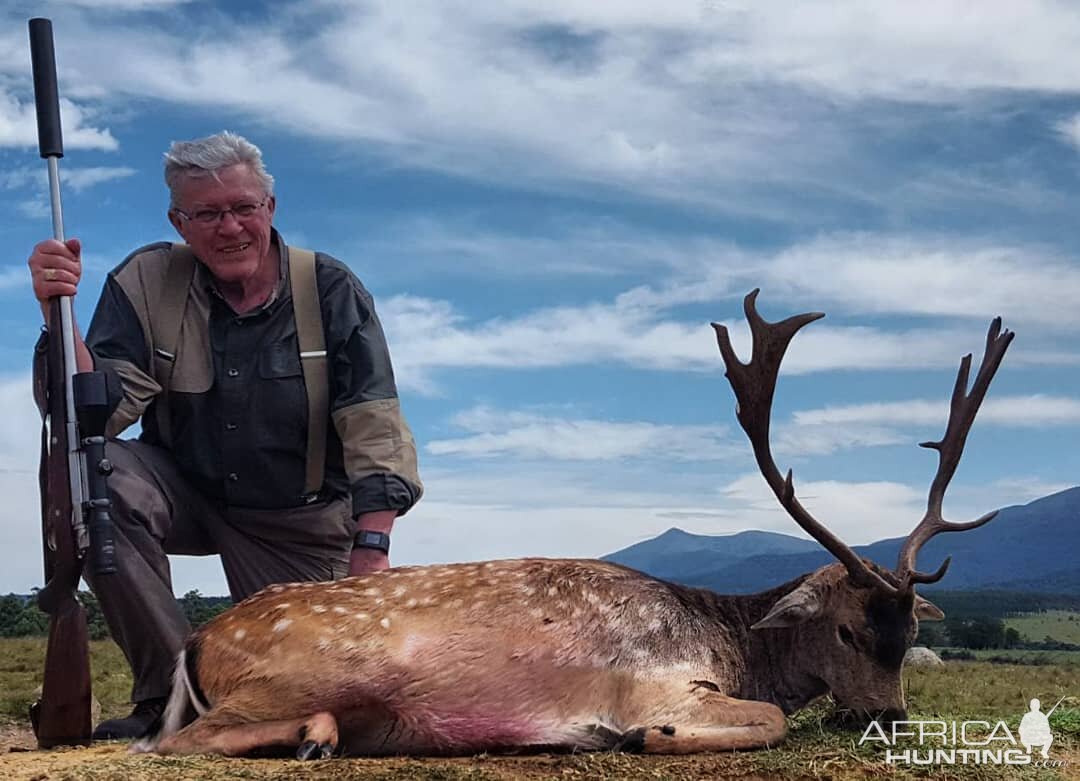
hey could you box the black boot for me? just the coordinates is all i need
[92,697,167,740]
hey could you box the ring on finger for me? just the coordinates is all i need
[44,268,56,281]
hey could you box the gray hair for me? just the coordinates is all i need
[163,131,275,208]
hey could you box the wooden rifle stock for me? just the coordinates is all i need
[28,17,93,748]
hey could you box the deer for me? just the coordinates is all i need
[134,290,1013,759]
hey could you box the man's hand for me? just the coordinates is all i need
[29,237,95,373]
[30,238,82,308]
[348,546,389,575]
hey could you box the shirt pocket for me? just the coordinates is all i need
[258,340,303,379]
[255,339,307,448]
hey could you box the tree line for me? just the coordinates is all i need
[0,590,230,639]
[917,616,1080,651]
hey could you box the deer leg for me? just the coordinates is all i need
[619,688,787,754]
[155,709,339,758]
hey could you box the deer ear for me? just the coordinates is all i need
[752,582,824,630]
[914,596,945,621]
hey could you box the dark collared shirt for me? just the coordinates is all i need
[84,231,422,514]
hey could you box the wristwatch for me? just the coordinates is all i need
[352,529,390,554]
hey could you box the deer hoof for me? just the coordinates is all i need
[615,726,647,753]
[296,740,334,760]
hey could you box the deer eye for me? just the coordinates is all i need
[838,625,858,649]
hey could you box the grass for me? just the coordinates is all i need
[0,638,131,721]
[0,638,1077,779]
[1005,611,1080,645]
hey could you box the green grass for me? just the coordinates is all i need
[1006,611,1080,645]
[0,637,132,721]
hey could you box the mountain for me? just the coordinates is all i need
[602,527,820,583]
[603,487,1080,595]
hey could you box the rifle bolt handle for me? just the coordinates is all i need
[97,458,113,476]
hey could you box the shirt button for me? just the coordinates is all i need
[227,368,239,378]
[225,422,238,431]
[228,472,239,482]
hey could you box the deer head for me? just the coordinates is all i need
[714,290,1013,721]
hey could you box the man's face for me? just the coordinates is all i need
[168,163,276,286]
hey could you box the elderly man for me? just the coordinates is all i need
[28,131,422,739]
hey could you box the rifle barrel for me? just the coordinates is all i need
[29,19,88,544]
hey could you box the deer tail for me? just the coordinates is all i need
[131,643,209,753]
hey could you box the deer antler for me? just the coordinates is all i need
[713,290,896,594]
[895,318,1014,589]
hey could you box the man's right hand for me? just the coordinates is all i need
[29,238,82,308]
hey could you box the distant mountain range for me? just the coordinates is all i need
[603,486,1080,595]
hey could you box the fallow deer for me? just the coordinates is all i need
[135,291,1013,759]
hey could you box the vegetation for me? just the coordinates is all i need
[0,637,1076,779]
[0,590,230,639]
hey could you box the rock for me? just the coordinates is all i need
[904,646,945,667]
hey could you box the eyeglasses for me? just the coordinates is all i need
[174,197,269,226]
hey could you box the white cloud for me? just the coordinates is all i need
[1056,113,1080,150]
[3,0,1078,208]
[428,405,736,461]
[0,90,118,151]
[380,235,1080,396]
[1,165,137,193]
[795,395,1080,429]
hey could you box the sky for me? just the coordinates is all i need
[0,0,1078,595]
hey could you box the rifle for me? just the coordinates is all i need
[28,17,117,748]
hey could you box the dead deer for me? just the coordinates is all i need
[135,290,1013,759]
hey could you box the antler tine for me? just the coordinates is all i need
[714,290,896,594]
[896,318,1014,588]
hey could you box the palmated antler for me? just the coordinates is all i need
[894,318,1014,590]
[713,290,897,594]
[714,291,1014,599]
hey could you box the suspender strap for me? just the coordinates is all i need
[154,244,197,447]
[288,247,328,496]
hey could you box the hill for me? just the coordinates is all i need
[604,486,1080,595]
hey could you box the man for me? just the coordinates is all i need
[28,131,422,739]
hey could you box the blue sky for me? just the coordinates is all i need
[1,0,1078,595]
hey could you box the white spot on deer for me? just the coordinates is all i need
[362,588,379,597]
[274,603,291,610]
[316,636,334,651]
[332,606,348,614]
[392,585,407,598]
[354,612,369,621]
[530,607,545,620]
[272,618,293,633]
[380,617,391,629]
[546,587,558,597]
[312,605,327,613]
[268,585,286,593]
[521,586,536,597]
[405,598,418,608]
[233,628,246,641]
[336,588,356,595]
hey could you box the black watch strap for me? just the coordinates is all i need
[352,529,390,554]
